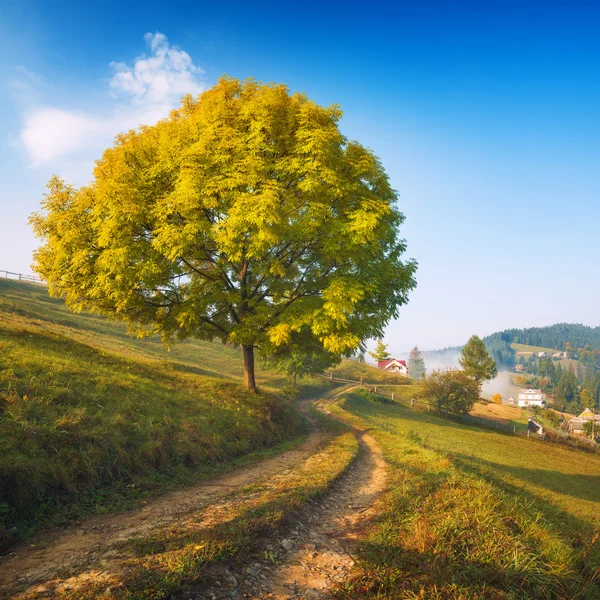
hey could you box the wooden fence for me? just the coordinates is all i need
[0,270,44,284]
[321,372,599,454]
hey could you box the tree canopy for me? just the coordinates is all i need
[459,335,497,384]
[422,369,480,414]
[369,339,391,363]
[30,77,417,390]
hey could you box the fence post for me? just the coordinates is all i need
[374,385,377,393]
[513,426,516,434]
[410,398,414,407]
[427,403,430,412]
[527,430,530,439]
[330,371,333,380]
[392,392,395,401]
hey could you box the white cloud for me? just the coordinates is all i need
[21,108,103,164]
[110,32,203,103]
[18,33,205,170]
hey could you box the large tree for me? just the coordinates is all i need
[422,369,480,414]
[30,77,417,391]
[459,335,497,385]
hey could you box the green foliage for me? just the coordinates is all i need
[556,366,579,404]
[407,345,426,379]
[422,368,481,414]
[369,339,391,363]
[459,335,498,384]
[30,77,416,388]
[579,345,600,369]
[262,328,340,384]
[484,336,516,368]
[489,323,600,354]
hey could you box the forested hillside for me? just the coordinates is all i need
[487,323,600,352]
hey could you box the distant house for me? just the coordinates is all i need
[538,351,547,357]
[377,358,409,377]
[578,408,598,420]
[515,364,524,372]
[566,419,586,435]
[517,388,546,408]
[552,352,566,360]
[563,409,599,435]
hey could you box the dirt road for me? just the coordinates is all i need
[0,392,387,599]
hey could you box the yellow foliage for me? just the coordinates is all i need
[30,77,417,385]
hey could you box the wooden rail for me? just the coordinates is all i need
[0,270,44,284]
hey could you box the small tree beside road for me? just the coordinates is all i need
[422,369,480,414]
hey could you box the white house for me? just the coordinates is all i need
[517,388,546,408]
[377,358,409,377]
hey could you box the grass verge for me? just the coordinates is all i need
[328,389,600,600]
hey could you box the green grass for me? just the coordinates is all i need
[0,279,331,541]
[328,390,600,599]
[512,343,580,372]
[512,343,559,355]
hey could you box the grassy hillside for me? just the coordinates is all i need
[512,342,580,371]
[329,358,414,385]
[329,390,600,599]
[0,279,324,540]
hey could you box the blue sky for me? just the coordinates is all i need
[1,1,599,351]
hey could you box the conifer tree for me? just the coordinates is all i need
[408,345,426,379]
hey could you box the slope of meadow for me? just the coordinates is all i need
[0,280,319,541]
[328,390,600,599]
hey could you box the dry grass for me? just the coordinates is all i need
[328,390,600,599]
[470,402,528,429]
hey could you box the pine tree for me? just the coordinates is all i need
[408,346,426,379]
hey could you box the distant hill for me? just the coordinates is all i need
[427,323,600,370]
[486,323,600,352]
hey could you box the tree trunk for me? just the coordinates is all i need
[243,345,257,392]
[292,371,297,387]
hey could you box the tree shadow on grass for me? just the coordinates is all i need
[454,452,600,514]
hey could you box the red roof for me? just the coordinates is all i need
[378,358,407,369]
